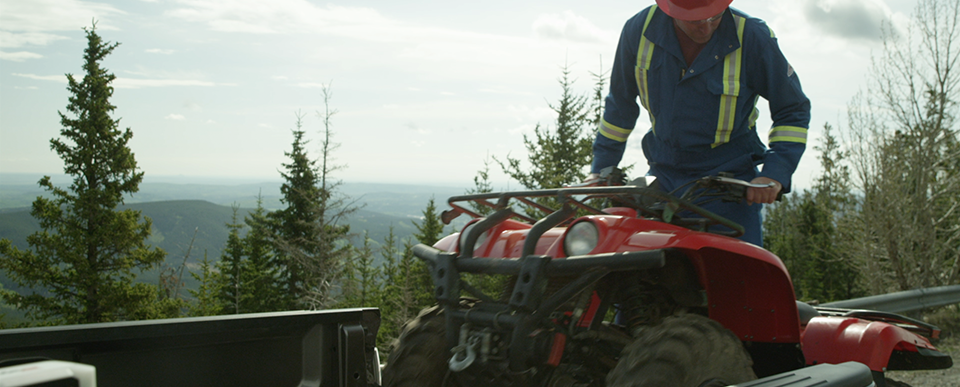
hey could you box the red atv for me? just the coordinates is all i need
[382,169,953,387]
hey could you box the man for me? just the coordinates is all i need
[589,0,810,246]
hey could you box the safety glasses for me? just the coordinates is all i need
[685,11,724,25]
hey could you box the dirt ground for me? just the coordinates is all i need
[885,335,960,387]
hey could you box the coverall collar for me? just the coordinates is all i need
[642,7,742,74]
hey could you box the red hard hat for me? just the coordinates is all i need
[655,0,733,21]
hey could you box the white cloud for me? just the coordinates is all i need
[1,51,43,61]
[479,87,538,96]
[406,122,430,135]
[13,72,228,89]
[166,0,390,35]
[532,10,612,44]
[0,31,67,49]
[145,48,176,54]
[165,113,186,120]
[0,0,125,33]
[507,104,555,123]
[800,0,893,41]
[297,82,327,88]
[114,78,223,88]
[12,73,69,82]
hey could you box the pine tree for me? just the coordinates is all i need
[465,154,496,216]
[187,252,224,317]
[496,63,596,216]
[764,124,863,302]
[272,90,357,310]
[0,23,170,324]
[376,227,407,349]
[217,205,247,314]
[409,198,445,307]
[270,113,327,309]
[242,195,285,312]
[338,231,381,309]
[308,84,356,308]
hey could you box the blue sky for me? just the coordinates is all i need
[0,0,918,189]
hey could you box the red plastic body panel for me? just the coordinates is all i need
[451,214,802,344]
[801,316,938,371]
[616,218,801,343]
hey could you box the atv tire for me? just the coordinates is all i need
[381,305,459,387]
[883,378,912,387]
[606,313,757,387]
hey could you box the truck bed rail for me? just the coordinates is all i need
[0,308,380,387]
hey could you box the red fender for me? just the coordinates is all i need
[801,316,939,371]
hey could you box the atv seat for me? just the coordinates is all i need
[797,301,821,326]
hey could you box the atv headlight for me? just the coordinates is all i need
[564,221,599,256]
[459,222,488,253]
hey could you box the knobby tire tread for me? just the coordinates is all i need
[381,305,458,387]
[606,313,757,387]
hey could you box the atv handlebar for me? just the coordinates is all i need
[442,172,757,237]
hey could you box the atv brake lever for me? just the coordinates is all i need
[713,176,776,189]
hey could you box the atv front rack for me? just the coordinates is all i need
[441,184,746,238]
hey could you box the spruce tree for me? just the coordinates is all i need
[496,64,596,216]
[376,227,405,349]
[271,99,355,310]
[217,205,247,314]
[187,253,224,317]
[409,198,445,307]
[764,124,863,302]
[0,23,169,324]
[338,231,381,309]
[270,114,327,309]
[242,196,284,312]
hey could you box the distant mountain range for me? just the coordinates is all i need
[0,174,473,305]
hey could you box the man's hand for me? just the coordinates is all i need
[746,177,782,205]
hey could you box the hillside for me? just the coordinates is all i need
[0,200,435,297]
[0,173,468,217]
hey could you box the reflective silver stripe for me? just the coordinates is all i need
[712,14,746,148]
[599,119,633,142]
[747,100,760,130]
[635,6,658,134]
[769,126,808,143]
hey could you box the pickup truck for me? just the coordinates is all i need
[0,306,881,387]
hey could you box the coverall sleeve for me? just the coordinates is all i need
[592,13,646,174]
[745,23,810,193]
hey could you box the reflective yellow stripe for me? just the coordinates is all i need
[599,119,633,142]
[636,6,657,70]
[747,107,760,129]
[768,25,776,38]
[635,6,658,134]
[747,96,760,130]
[769,126,808,143]
[712,14,746,148]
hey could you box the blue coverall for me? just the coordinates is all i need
[592,5,811,246]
